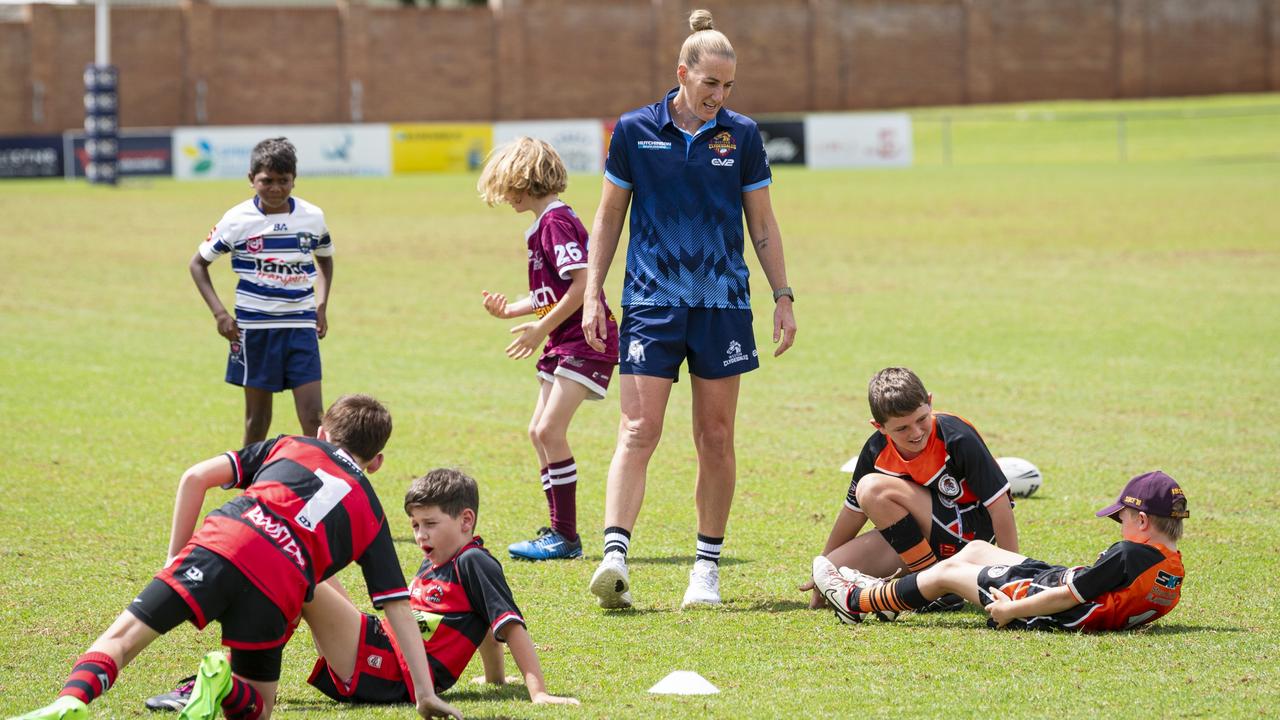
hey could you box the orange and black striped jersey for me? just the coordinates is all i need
[1063,540,1184,631]
[845,413,1010,514]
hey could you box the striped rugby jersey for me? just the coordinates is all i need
[198,196,333,329]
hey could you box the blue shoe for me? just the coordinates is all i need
[508,528,582,561]
[177,652,233,720]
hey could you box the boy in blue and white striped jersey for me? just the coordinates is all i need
[189,137,334,445]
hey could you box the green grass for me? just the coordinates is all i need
[2,94,1279,718]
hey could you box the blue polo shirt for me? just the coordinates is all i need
[604,88,771,309]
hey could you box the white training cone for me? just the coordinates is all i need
[648,670,720,695]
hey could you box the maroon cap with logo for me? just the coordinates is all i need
[1096,471,1190,521]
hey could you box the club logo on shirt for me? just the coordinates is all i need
[366,654,383,669]
[627,339,646,364]
[246,236,263,254]
[937,474,961,499]
[709,131,737,157]
[297,232,314,254]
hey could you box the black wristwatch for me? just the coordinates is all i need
[772,286,795,303]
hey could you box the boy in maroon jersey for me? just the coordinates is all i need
[303,468,579,706]
[13,395,461,720]
[814,470,1187,631]
[800,367,1019,610]
[477,137,619,561]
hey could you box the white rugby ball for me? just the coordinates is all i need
[997,457,1042,498]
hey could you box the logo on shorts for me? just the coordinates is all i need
[723,339,750,367]
[561,355,584,368]
[937,474,961,499]
[627,339,646,364]
[366,654,383,669]
[709,131,737,157]
[987,565,1010,579]
[184,566,204,584]
[246,236,263,254]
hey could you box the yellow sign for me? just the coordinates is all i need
[391,123,493,174]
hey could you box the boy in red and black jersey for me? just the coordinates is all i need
[305,468,578,707]
[814,470,1187,632]
[803,367,1019,610]
[13,395,460,720]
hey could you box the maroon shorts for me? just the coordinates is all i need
[307,612,414,703]
[536,353,615,400]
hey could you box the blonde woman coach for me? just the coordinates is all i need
[582,9,797,610]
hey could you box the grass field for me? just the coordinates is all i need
[1,94,1279,719]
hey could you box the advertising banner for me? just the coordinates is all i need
[0,135,63,178]
[391,124,492,174]
[173,125,391,179]
[492,120,604,174]
[804,113,913,169]
[67,130,173,178]
[756,120,805,166]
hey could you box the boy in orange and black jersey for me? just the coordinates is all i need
[802,367,1019,610]
[814,470,1187,631]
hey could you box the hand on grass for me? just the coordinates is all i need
[506,322,546,360]
[482,291,510,319]
[471,674,520,685]
[417,694,463,719]
[797,579,826,609]
[532,691,581,706]
[984,586,1016,628]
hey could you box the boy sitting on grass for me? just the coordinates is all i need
[303,468,579,707]
[814,470,1187,631]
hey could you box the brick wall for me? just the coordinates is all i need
[2,0,1278,135]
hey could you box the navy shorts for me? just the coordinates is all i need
[619,306,758,381]
[226,327,322,392]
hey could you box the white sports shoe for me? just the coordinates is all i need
[681,559,722,608]
[590,551,633,609]
[812,555,878,624]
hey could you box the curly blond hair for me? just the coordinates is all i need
[476,137,568,206]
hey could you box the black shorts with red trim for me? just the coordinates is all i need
[928,496,995,559]
[137,544,295,650]
[976,558,1091,630]
[307,612,417,704]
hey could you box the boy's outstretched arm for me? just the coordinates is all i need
[382,600,464,719]
[166,456,235,563]
[189,252,238,341]
[988,494,1019,553]
[505,270,587,360]
[502,624,580,705]
[985,585,1078,628]
[481,291,534,320]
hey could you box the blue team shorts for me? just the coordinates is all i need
[226,327,322,392]
[619,306,759,381]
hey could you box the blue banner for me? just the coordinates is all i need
[0,135,64,178]
[68,131,173,178]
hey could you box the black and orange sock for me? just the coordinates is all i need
[879,514,938,573]
[59,651,118,705]
[221,678,265,720]
[853,573,931,614]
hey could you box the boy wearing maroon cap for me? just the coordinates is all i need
[814,471,1188,632]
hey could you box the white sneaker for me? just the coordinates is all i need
[590,551,633,609]
[681,559,721,608]
[813,555,869,624]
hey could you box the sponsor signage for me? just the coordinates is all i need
[804,113,913,169]
[391,123,492,174]
[757,120,805,166]
[173,125,391,179]
[492,120,604,174]
[0,135,63,178]
[67,130,173,178]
